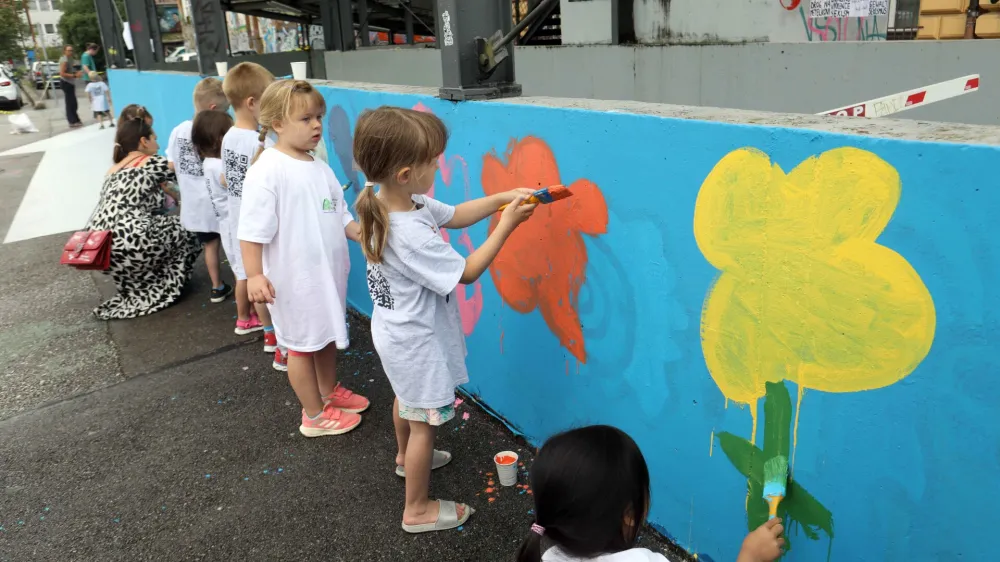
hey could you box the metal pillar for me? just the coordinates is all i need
[190,0,228,75]
[322,0,355,51]
[358,0,370,46]
[404,0,414,44]
[93,0,127,68]
[123,0,157,69]
[437,0,520,101]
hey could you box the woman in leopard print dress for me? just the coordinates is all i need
[87,114,201,320]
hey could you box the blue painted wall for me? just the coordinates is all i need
[109,69,1000,562]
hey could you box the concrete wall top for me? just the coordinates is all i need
[312,78,1000,146]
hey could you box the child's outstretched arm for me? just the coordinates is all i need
[736,518,785,562]
[242,241,275,304]
[459,195,535,284]
[445,188,535,229]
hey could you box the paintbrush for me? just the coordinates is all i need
[762,455,788,520]
[498,185,572,211]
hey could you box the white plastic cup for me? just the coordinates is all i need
[291,61,308,80]
[215,61,228,76]
[495,451,519,487]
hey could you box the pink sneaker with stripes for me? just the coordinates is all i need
[324,383,369,414]
[299,404,361,437]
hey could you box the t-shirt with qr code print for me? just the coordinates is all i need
[221,127,275,279]
[166,119,217,233]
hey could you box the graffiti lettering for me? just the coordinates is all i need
[798,6,887,41]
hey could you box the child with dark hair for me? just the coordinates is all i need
[191,109,236,304]
[518,426,785,562]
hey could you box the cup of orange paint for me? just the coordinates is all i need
[495,451,519,486]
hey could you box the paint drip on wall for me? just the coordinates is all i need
[482,136,608,363]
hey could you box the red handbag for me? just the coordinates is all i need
[61,230,112,270]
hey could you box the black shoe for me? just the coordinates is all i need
[210,283,233,303]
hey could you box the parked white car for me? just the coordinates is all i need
[0,68,23,110]
[165,46,198,62]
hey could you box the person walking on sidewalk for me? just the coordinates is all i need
[81,43,99,80]
[58,45,84,129]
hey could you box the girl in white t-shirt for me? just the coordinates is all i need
[239,80,369,437]
[517,426,786,562]
[353,106,536,534]
[190,109,235,303]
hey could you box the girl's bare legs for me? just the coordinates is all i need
[235,280,251,321]
[313,344,338,397]
[393,397,409,467]
[287,352,324,418]
[204,238,222,288]
[402,422,467,525]
[255,302,273,328]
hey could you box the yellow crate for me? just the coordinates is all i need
[977,12,1000,36]
[940,14,968,38]
[920,0,968,14]
[917,14,941,38]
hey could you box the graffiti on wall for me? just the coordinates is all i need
[797,6,887,41]
[694,147,936,553]
[482,137,608,364]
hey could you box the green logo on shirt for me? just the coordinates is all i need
[322,198,335,212]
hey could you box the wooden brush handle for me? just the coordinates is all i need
[498,195,540,212]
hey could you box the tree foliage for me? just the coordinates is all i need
[0,0,28,63]
[58,0,101,63]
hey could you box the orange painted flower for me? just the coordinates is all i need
[482,137,608,363]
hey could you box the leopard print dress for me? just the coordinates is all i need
[87,155,201,320]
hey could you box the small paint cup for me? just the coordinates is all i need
[495,451,519,487]
[215,61,228,76]
[291,61,308,80]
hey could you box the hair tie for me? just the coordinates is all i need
[530,523,545,536]
[364,181,375,189]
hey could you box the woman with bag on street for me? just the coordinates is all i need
[85,108,201,319]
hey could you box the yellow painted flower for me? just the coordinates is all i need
[694,147,935,410]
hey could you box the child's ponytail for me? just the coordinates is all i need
[355,181,390,263]
[250,126,268,165]
[515,525,544,562]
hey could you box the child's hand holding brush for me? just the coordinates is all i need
[737,518,785,562]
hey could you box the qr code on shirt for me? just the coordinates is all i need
[176,138,203,177]
[367,264,394,310]
[223,149,249,198]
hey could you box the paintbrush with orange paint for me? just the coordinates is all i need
[498,185,572,211]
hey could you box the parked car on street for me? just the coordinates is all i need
[0,67,24,109]
[32,61,60,90]
[165,46,198,62]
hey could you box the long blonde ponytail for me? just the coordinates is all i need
[250,126,268,165]
[355,181,390,263]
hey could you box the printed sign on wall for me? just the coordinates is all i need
[810,0,890,17]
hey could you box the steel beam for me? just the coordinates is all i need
[93,0,127,68]
[123,0,157,69]
[191,0,229,75]
[437,0,520,101]
[322,0,355,51]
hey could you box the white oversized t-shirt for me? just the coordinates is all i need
[222,127,274,279]
[203,157,230,258]
[368,195,468,409]
[238,148,353,352]
[85,81,110,112]
[542,547,671,562]
[166,120,218,234]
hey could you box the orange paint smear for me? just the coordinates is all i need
[488,497,496,503]
[485,487,495,493]
[499,330,504,354]
[495,455,517,465]
[482,137,609,364]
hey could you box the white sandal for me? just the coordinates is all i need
[395,449,452,477]
[401,500,473,534]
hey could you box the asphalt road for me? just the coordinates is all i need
[0,127,684,562]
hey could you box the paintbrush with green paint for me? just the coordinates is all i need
[763,455,788,520]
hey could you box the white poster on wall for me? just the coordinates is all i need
[810,0,889,17]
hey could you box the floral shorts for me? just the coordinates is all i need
[398,404,455,426]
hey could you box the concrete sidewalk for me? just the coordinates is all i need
[0,143,682,561]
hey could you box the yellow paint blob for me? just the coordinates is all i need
[694,147,936,407]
